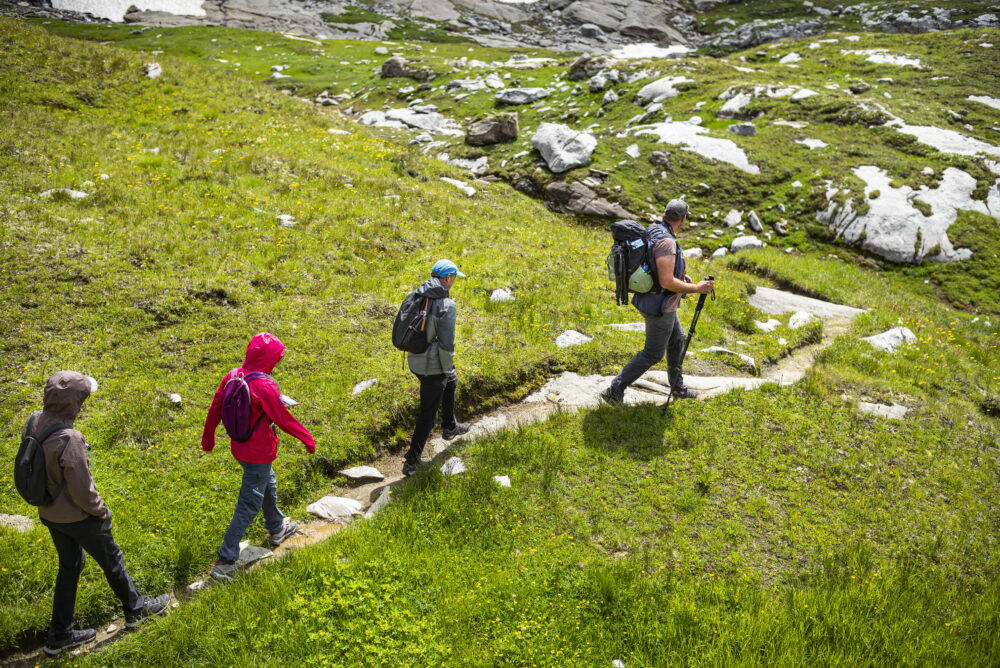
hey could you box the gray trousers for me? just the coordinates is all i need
[611,310,686,392]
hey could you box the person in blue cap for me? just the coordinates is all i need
[403,259,470,476]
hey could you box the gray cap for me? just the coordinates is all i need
[663,198,689,221]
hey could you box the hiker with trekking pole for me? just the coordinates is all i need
[601,199,715,405]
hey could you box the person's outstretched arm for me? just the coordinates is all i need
[200,376,227,452]
[256,378,315,452]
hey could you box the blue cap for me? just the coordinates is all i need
[431,259,466,278]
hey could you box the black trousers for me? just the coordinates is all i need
[42,511,144,640]
[405,370,458,466]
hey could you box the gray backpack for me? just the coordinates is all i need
[14,413,70,506]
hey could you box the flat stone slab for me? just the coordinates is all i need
[339,466,384,482]
[748,287,864,319]
[0,514,34,533]
[236,543,272,567]
[364,487,392,519]
[307,496,363,522]
[858,401,909,419]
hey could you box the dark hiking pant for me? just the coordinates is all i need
[218,461,285,564]
[42,512,144,641]
[610,310,686,394]
[405,370,458,466]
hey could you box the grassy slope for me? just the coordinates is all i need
[0,15,997,664]
[38,18,1000,315]
[93,249,1000,666]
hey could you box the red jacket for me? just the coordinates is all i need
[201,332,315,463]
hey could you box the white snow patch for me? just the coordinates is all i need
[968,95,1000,111]
[609,43,692,59]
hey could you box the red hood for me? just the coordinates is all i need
[243,332,285,374]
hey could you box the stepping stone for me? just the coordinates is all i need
[858,401,908,419]
[862,327,916,353]
[338,466,384,482]
[364,487,392,519]
[441,457,467,475]
[236,543,272,566]
[307,496,363,522]
[748,287,864,320]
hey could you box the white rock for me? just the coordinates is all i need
[724,209,742,227]
[490,288,515,302]
[339,466,384,482]
[817,166,996,263]
[788,311,816,329]
[790,89,817,101]
[40,188,88,199]
[607,322,646,332]
[779,52,802,64]
[778,337,788,345]
[495,88,550,105]
[0,514,34,532]
[493,475,511,487]
[719,91,753,117]
[271,72,290,79]
[635,122,759,174]
[167,393,182,404]
[531,123,597,173]
[441,456,467,475]
[862,326,916,353]
[625,143,640,159]
[858,401,909,419]
[437,152,489,176]
[748,287,864,319]
[280,394,299,407]
[754,318,781,332]
[711,247,728,259]
[307,496,363,522]
[842,49,921,68]
[188,580,208,592]
[364,487,391,519]
[375,47,389,55]
[146,62,162,78]
[276,214,297,228]
[730,235,762,252]
[555,330,592,347]
[700,346,756,369]
[795,139,828,150]
[636,76,694,104]
[440,177,475,197]
[683,247,703,260]
[613,661,626,668]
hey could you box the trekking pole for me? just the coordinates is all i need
[662,275,715,415]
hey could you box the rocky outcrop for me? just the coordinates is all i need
[531,123,597,173]
[466,113,519,146]
[544,181,634,218]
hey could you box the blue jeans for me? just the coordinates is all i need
[218,461,285,563]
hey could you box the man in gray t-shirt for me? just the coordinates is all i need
[601,199,714,404]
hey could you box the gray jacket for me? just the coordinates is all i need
[407,277,457,376]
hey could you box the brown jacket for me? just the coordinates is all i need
[21,371,107,523]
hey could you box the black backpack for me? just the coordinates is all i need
[14,413,71,507]
[392,291,435,353]
[607,220,659,305]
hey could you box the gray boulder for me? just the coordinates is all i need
[579,23,603,37]
[568,54,615,81]
[731,235,763,252]
[862,327,916,353]
[747,210,763,233]
[531,123,597,173]
[545,181,634,218]
[466,113,519,146]
[648,151,672,168]
[381,56,436,82]
[727,122,756,137]
[495,88,550,106]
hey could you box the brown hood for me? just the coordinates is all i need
[43,371,93,425]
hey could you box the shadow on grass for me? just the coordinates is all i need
[581,403,689,460]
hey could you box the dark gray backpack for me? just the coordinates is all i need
[14,413,70,507]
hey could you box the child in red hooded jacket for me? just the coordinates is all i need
[201,332,315,580]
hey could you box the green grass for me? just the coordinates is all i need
[1,14,999,664]
[38,19,1000,313]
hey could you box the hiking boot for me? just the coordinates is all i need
[442,422,471,441]
[125,594,171,628]
[600,385,624,405]
[210,559,238,582]
[269,520,298,547]
[672,386,699,400]
[402,460,427,478]
[43,628,97,657]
